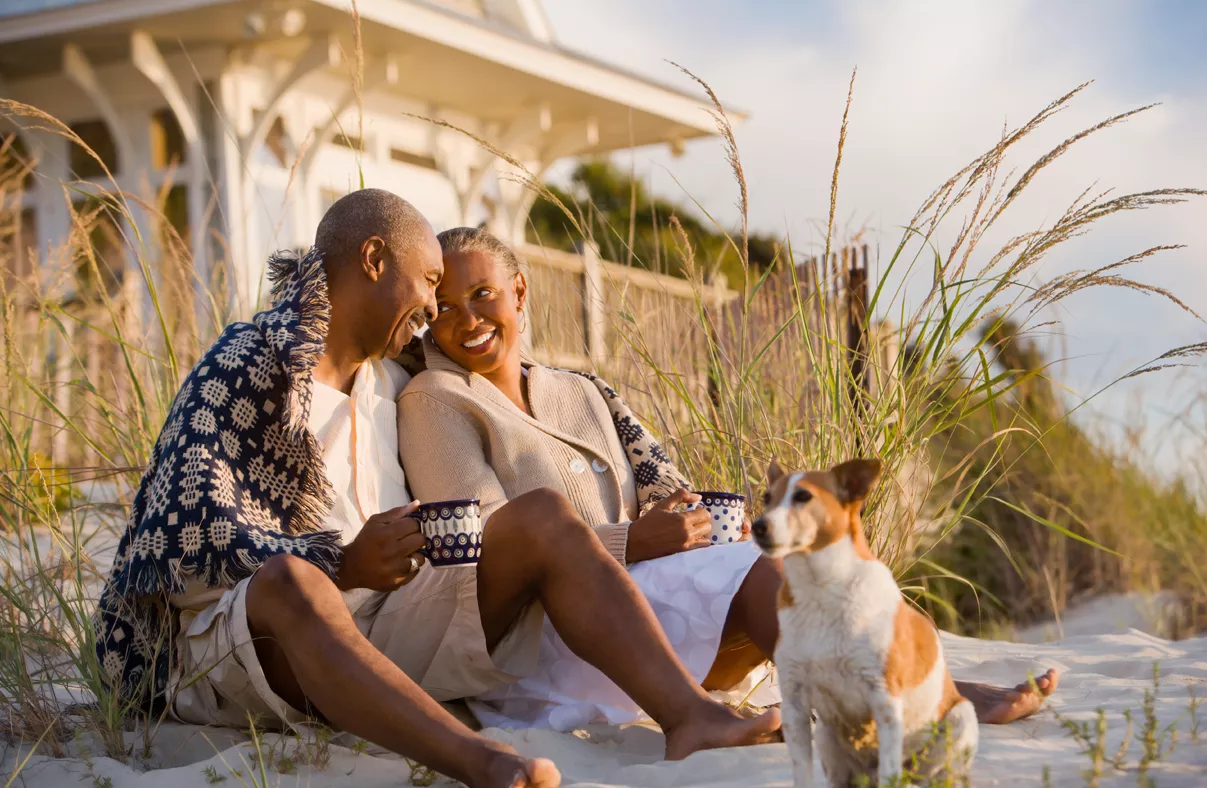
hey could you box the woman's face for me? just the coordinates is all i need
[430,248,527,377]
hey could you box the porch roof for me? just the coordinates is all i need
[0,0,742,156]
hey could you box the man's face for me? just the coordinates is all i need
[361,229,443,359]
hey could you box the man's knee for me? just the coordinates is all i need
[246,554,336,625]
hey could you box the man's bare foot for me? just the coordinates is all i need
[957,668,1061,724]
[471,746,561,788]
[663,704,782,760]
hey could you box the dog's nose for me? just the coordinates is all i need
[751,519,767,540]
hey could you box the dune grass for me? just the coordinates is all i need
[540,75,1207,633]
[1,53,1205,780]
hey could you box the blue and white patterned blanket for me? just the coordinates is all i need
[94,248,342,706]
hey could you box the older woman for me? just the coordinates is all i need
[398,227,1058,731]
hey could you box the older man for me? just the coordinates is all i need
[94,189,779,788]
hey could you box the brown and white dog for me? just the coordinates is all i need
[753,459,977,787]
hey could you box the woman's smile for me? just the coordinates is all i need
[461,327,498,355]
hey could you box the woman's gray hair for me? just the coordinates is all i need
[436,226,527,277]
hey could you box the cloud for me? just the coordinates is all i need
[544,0,1207,464]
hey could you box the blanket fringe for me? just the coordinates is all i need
[265,247,331,440]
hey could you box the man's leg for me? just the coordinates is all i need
[244,554,560,788]
[475,489,780,760]
[708,554,1062,723]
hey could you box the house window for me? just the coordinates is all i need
[250,114,297,169]
[69,120,119,179]
[332,133,364,151]
[264,116,295,168]
[150,108,187,169]
[72,199,124,295]
[160,184,190,255]
[389,147,438,170]
[2,132,36,191]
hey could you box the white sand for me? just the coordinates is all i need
[5,627,1206,787]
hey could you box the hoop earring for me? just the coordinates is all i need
[518,308,529,335]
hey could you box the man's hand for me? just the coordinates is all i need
[625,489,712,563]
[335,501,427,591]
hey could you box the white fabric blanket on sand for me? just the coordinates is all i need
[6,630,1207,787]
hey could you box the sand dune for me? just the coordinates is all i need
[5,628,1206,787]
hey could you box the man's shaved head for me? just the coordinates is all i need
[313,188,443,361]
[315,188,431,276]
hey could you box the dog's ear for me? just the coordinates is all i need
[766,458,785,486]
[830,459,883,506]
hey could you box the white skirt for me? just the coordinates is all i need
[469,540,779,732]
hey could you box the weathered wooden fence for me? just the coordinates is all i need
[522,242,736,415]
[723,244,899,412]
[524,241,897,423]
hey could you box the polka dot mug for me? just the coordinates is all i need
[690,491,746,545]
[417,499,483,567]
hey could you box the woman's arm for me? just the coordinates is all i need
[397,390,509,519]
[571,375,712,563]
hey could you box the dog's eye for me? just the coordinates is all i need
[761,492,771,506]
[792,488,813,504]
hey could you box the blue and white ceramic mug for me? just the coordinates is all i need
[691,491,746,544]
[417,499,483,567]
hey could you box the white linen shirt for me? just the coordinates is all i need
[310,358,413,541]
[310,358,413,611]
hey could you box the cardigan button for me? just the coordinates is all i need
[570,458,587,474]
[591,459,608,473]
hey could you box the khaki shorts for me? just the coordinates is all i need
[169,564,544,729]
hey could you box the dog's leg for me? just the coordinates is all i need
[872,689,905,786]
[815,721,860,788]
[914,699,979,781]
[778,662,814,788]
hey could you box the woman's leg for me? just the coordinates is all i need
[703,555,782,691]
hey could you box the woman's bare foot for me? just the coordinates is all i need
[663,704,782,760]
[957,668,1061,724]
[470,746,562,788]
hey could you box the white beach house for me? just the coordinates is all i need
[0,0,723,310]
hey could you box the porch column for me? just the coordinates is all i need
[215,70,251,313]
[60,43,160,331]
[131,31,208,298]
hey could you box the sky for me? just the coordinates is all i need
[544,0,1207,469]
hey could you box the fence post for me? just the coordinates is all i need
[581,240,607,365]
[845,245,870,451]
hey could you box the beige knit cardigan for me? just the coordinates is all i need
[397,336,638,563]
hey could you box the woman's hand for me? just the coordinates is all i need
[626,489,712,563]
[739,517,752,542]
